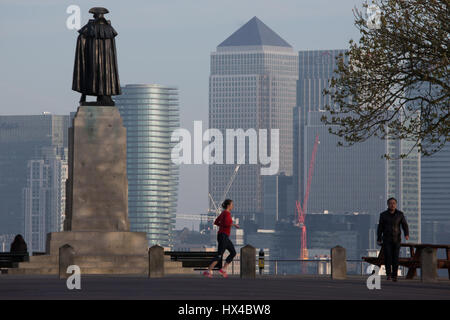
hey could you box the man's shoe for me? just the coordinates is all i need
[392,277,398,282]
[203,271,212,278]
[386,275,391,281]
[218,269,228,278]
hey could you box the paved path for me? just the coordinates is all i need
[0,274,449,300]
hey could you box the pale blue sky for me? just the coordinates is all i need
[0,0,362,229]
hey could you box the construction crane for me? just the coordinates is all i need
[176,213,210,221]
[296,134,319,270]
[209,160,243,215]
[176,162,242,234]
[206,161,243,234]
[177,162,243,219]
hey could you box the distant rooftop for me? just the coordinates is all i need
[218,16,292,48]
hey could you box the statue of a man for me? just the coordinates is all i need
[72,7,121,106]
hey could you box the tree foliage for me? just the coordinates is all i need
[322,0,449,158]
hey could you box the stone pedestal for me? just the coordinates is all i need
[52,106,147,258]
[331,246,347,280]
[65,106,129,231]
[46,231,147,256]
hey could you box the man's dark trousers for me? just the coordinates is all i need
[383,241,401,277]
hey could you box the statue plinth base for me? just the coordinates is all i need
[65,105,129,231]
[12,105,149,275]
[46,231,148,256]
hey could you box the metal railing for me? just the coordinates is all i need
[228,259,408,276]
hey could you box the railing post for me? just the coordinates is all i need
[240,244,256,279]
[331,246,347,280]
[421,247,438,282]
[59,244,75,280]
[148,245,164,278]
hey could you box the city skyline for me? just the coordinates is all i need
[0,0,361,222]
[0,2,441,241]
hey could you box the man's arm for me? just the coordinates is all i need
[377,214,383,244]
[401,214,409,240]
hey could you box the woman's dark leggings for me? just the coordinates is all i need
[211,233,236,265]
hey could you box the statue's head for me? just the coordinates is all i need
[89,7,109,20]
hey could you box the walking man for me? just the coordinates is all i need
[203,199,239,278]
[377,197,409,282]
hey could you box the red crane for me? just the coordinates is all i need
[296,134,319,269]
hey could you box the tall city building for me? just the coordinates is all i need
[295,49,347,202]
[115,84,180,247]
[300,110,387,215]
[297,49,347,113]
[421,145,450,243]
[209,17,298,225]
[295,49,421,243]
[386,138,421,243]
[0,114,69,236]
[263,173,295,229]
[23,146,68,252]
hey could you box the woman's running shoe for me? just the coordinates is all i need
[218,269,228,278]
[203,271,212,278]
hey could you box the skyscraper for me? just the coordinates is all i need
[294,49,347,203]
[297,50,347,112]
[115,84,180,247]
[295,49,421,243]
[301,110,387,215]
[209,17,298,225]
[385,138,421,243]
[23,146,68,252]
[0,114,69,235]
[421,145,450,243]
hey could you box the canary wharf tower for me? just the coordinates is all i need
[209,17,298,225]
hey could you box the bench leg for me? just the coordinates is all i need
[405,247,420,280]
[406,267,416,279]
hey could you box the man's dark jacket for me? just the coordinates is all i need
[377,209,409,243]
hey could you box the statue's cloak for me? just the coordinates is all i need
[72,19,121,96]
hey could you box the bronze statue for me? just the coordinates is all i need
[72,7,121,106]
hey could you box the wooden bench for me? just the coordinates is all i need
[362,243,450,279]
[164,251,222,270]
[0,252,29,268]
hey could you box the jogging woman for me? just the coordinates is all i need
[203,199,239,278]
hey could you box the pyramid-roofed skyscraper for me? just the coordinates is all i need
[209,17,298,228]
[218,16,292,48]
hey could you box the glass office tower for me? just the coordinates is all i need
[115,84,180,247]
[297,49,347,112]
[295,49,421,243]
[0,114,69,236]
[209,17,298,225]
[23,146,68,252]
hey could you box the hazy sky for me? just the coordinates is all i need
[0,0,362,230]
